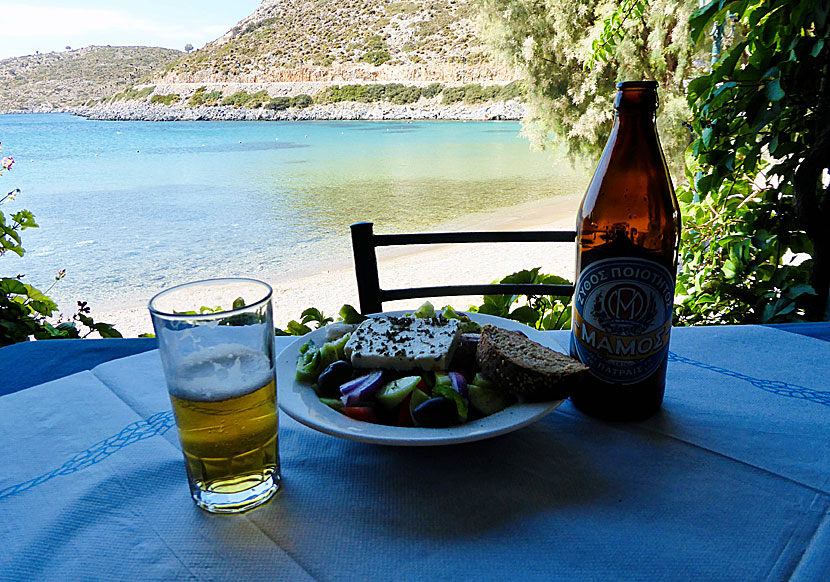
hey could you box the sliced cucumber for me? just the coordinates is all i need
[469,384,516,416]
[376,376,421,409]
[408,388,431,417]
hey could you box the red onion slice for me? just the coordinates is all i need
[448,372,468,400]
[340,371,384,407]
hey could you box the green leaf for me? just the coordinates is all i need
[0,278,28,295]
[686,76,712,102]
[338,304,367,324]
[497,268,541,285]
[765,77,785,102]
[509,305,540,326]
[91,323,123,338]
[28,299,57,316]
[784,284,816,300]
[11,210,37,229]
[769,134,780,156]
[300,307,333,327]
[475,303,505,316]
[702,126,714,148]
[689,0,722,43]
[286,320,312,336]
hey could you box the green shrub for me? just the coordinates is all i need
[281,268,573,337]
[202,90,223,105]
[149,93,180,105]
[221,90,250,107]
[390,85,421,104]
[112,86,155,102]
[312,83,519,107]
[467,269,573,330]
[498,80,525,101]
[246,90,270,108]
[265,97,291,111]
[421,83,443,99]
[133,87,155,100]
[363,50,391,66]
[290,94,313,109]
[218,90,270,108]
[314,53,335,67]
[188,86,207,107]
[441,86,466,104]
[361,35,391,66]
[463,84,488,104]
[316,83,447,105]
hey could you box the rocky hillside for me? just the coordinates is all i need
[0,46,182,109]
[160,0,513,85]
[1,0,522,119]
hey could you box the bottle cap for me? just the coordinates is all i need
[614,81,659,111]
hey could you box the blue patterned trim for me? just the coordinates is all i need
[668,352,830,407]
[0,410,176,500]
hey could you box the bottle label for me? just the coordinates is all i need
[571,257,674,384]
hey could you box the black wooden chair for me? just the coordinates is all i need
[350,221,576,314]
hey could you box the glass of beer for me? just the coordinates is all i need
[149,278,280,513]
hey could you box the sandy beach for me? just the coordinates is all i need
[96,192,583,337]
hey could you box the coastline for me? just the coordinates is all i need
[1,99,525,122]
[95,193,582,337]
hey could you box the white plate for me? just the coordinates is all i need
[276,311,565,446]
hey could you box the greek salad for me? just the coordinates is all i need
[295,302,517,428]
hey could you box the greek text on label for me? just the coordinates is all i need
[573,310,671,361]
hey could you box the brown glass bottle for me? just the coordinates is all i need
[569,81,681,421]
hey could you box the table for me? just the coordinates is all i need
[1,324,828,581]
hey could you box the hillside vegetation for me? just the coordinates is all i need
[1,1,519,113]
[0,46,182,109]
[161,0,509,84]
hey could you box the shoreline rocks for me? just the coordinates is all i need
[2,100,525,122]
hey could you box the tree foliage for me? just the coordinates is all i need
[467,268,573,330]
[676,0,830,323]
[477,0,700,167]
[480,0,829,324]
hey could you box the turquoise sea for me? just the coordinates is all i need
[0,113,588,310]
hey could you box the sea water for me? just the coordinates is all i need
[0,113,587,311]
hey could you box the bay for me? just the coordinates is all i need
[0,113,588,317]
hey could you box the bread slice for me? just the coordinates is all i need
[475,324,588,401]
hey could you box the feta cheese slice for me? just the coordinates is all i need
[343,316,462,372]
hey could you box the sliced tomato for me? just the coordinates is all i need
[343,406,379,423]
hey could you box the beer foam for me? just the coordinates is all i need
[167,343,274,402]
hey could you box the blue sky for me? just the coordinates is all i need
[0,1,262,59]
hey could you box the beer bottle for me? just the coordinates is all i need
[569,81,681,421]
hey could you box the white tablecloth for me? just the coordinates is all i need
[1,325,828,581]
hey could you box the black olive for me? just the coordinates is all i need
[412,397,458,428]
[315,360,353,397]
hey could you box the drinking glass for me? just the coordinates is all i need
[149,278,280,513]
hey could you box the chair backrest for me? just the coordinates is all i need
[350,221,576,314]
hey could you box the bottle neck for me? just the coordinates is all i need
[610,109,660,151]
[615,108,656,126]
